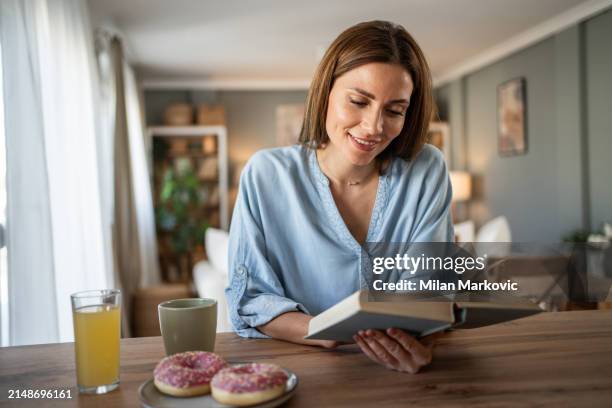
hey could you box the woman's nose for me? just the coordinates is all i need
[361,109,384,137]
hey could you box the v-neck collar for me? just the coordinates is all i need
[309,148,389,253]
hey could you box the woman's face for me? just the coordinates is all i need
[325,62,413,166]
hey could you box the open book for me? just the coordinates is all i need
[305,291,542,342]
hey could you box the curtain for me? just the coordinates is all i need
[97,34,160,336]
[0,0,160,345]
[0,0,110,345]
[122,48,160,290]
[0,40,9,347]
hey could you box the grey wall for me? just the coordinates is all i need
[554,25,588,238]
[435,8,612,241]
[214,91,307,167]
[466,38,561,242]
[586,10,612,232]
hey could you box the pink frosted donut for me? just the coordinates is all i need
[211,363,288,406]
[154,351,227,397]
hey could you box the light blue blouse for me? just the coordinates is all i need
[225,144,453,338]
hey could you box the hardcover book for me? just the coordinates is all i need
[305,291,542,342]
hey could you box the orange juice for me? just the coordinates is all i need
[73,304,120,388]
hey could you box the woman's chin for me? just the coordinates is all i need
[345,150,377,167]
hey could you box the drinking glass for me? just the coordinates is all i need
[71,289,121,394]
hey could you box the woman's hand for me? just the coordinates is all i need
[353,328,439,374]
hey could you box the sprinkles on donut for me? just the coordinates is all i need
[153,351,227,397]
[211,362,288,406]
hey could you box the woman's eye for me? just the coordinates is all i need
[348,98,404,116]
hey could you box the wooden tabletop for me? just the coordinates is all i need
[1,309,612,407]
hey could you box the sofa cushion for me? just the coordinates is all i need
[205,228,229,275]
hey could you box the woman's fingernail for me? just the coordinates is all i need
[388,328,396,335]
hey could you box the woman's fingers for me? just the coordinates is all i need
[354,334,384,366]
[355,329,436,374]
[386,328,432,366]
[368,330,413,362]
[356,331,398,369]
[359,331,400,369]
[368,330,421,373]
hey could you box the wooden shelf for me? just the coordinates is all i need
[149,125,229,283]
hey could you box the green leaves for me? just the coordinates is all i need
[156,164,209,255]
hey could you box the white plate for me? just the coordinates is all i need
[139,368,298,408]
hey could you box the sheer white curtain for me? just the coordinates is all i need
[0,38,9,347]
[95,32,160,336]
[123,58,160,289]
[0,0,111,345]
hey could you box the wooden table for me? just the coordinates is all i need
[1,310,612,407]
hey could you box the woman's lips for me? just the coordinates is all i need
[348,133,379,152]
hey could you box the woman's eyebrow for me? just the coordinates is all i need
[349,87,409,104]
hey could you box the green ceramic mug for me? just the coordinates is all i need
[158,298,217,356]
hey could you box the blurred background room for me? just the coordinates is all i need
[1,0,611,347]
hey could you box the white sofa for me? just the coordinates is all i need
[193,228,232,332]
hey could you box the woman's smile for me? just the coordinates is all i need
[347,132,381,152]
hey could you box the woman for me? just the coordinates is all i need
[226,20,453,374]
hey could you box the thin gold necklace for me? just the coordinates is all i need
[316,149,379,186]
[323,162,377,187]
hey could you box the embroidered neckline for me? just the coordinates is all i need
[308,148,390,253]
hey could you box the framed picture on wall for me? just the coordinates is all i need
[427,122,451,165]
[497,77,527,156]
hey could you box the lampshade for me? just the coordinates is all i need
[450,171,472,202]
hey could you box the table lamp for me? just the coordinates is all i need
[450,171,472,202]
[450,171,472,227]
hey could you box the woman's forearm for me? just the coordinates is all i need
[257,312,338,348]
[257,312,310,342]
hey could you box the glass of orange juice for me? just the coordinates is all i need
[71,289,121,394]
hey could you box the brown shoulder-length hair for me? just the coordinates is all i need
[299,20,434,164]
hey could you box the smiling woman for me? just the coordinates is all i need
[226,20,453,374]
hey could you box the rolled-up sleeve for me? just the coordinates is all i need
[225,157,308,338]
